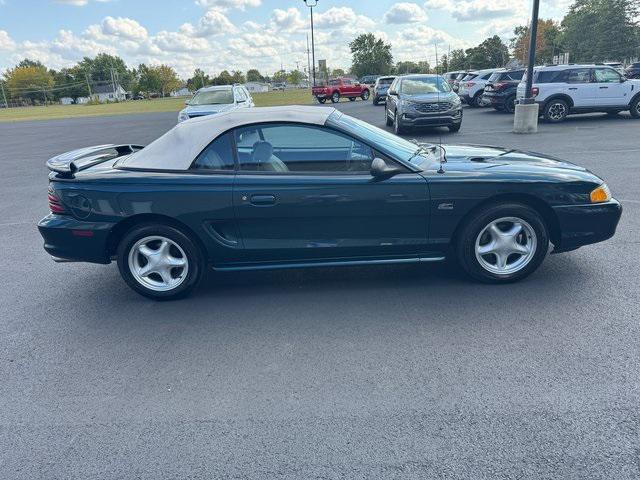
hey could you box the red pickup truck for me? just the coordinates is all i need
[312,78,371,104]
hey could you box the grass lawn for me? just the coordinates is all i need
[0,89,315,123]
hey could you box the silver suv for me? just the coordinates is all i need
[516,64,640,123]
[178,85,254,123]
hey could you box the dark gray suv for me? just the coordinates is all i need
[385,74,463,134]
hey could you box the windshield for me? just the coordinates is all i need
[327,111,435,167]
[377,77,394,85]
[400,77,451,94]
[188,90,234,106]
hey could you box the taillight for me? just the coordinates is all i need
[531,87,539,97]
[466,82,476,88]
[494,82,507,90]
[48,186,67,214]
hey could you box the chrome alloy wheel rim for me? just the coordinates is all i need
[548,102,567,120]
[475,217,537,276]
[128,236,189,291]
[635,101,640,116]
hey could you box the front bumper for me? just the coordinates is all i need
[400,108,463,127]
[38,214,115,264]
[552,199,622,252]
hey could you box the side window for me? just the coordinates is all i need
[235,88,246,102]
[564,69,591,84]
[191,133,235,171]
[234,123,374,174]
[593,68,621,83]
[343,78,353,85]
[508,71,524,81]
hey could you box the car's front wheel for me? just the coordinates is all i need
[630,96,640,118]
[361,90,370,101]
[385,107,393,126]
[317,97,326,104]
[504,95,516,114]
[544,99,569,123]
[393,110,405,134]
[331,92,340,103]
[456,203,549,283]
[117,224,204,300]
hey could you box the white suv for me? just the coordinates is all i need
[458,68,503,107]
[516,64,640,123]
[178,85,254,123]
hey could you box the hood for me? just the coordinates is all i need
[403,92,457,103]
[182,103,236,117]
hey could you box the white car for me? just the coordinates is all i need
[458,68,503,107]
[178,85,254,123]
[516,64,640,123]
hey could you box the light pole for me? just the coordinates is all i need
[513,0,541,133]
[303,0,318,87]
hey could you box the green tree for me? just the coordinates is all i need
[331,68,346,77]
[231,70,245,84]
[156,65,182,97]
[52,67,89,100]
[77,53,135,91]
[465,36,510,69]
[395,61,420,74]
[562,0,639,62]
[4,60,54,104]
[349,33,394,78]
[448,49,467,71]
[187,68,210,90]
[246,69,264,82]
[512,19,563,64]
[212,70,234,85]
[137,64,161,95]
[287,70,304,85]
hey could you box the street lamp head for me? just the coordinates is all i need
[303,0,318,6]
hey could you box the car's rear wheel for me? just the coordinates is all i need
[456,203,549,283]
[630,96,640,118]
[117,224,204,300]
[544,99,569,123]
[361,90,370,101]
[504,95,516,114]
[331,92,340,103]
[470,93,485,108]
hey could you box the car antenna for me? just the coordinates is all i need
[435,44,447,174]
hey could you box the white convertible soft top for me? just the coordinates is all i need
[120,105,337,170]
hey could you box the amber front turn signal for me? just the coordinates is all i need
[590,184,611,203]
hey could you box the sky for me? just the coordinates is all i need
[0,0,574,78]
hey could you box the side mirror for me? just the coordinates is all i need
[620,76,627,83]
[371,157,402,179]
[388,89,397,96]
[184,100,190,105]
[237,98,246,103]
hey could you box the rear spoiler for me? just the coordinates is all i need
[46,144,144,177]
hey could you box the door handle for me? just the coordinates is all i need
[249,194,276,206]
[599,86,609,89]
[568,87,578,90]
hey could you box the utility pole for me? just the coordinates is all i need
[306,34,312,86]
[85,72,92,98]
[513,0,541,134]
[303,0,318,87]
[0,81,8,109]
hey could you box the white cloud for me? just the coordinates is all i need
[270,8,305,33]
[195,0,261,11]
[425,0,517,21]
[154,31,210,52]
[101,16,148,41]
[314,7,374,30]
[384,3,428,24]
[0,30,15,50]
[54,0,88,5]
[187,8,239,36]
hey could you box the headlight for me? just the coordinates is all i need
[178,111,189,123]
[590,184,611,203]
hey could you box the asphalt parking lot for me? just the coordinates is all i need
[1,103,639,479]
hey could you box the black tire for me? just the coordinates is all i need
[317,97,326,104]
[385,107,393,126]
[331,92,340,103]
[494,106,504,112]
[393,110,405,134]
[544,99,569,123]
[361,90,370,101]
[455,203,549,284]
[349,97,356,102]
[448,123,461,133]
[630,96,640,118]
[470,93,484,108]
[117,223,205,300]
[372,96,379,106]
[504,95,516,114]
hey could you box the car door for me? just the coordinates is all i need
[386,78,400,119]
[231,122,430,264]
[561,68,595,107]
[592,67,630,107]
